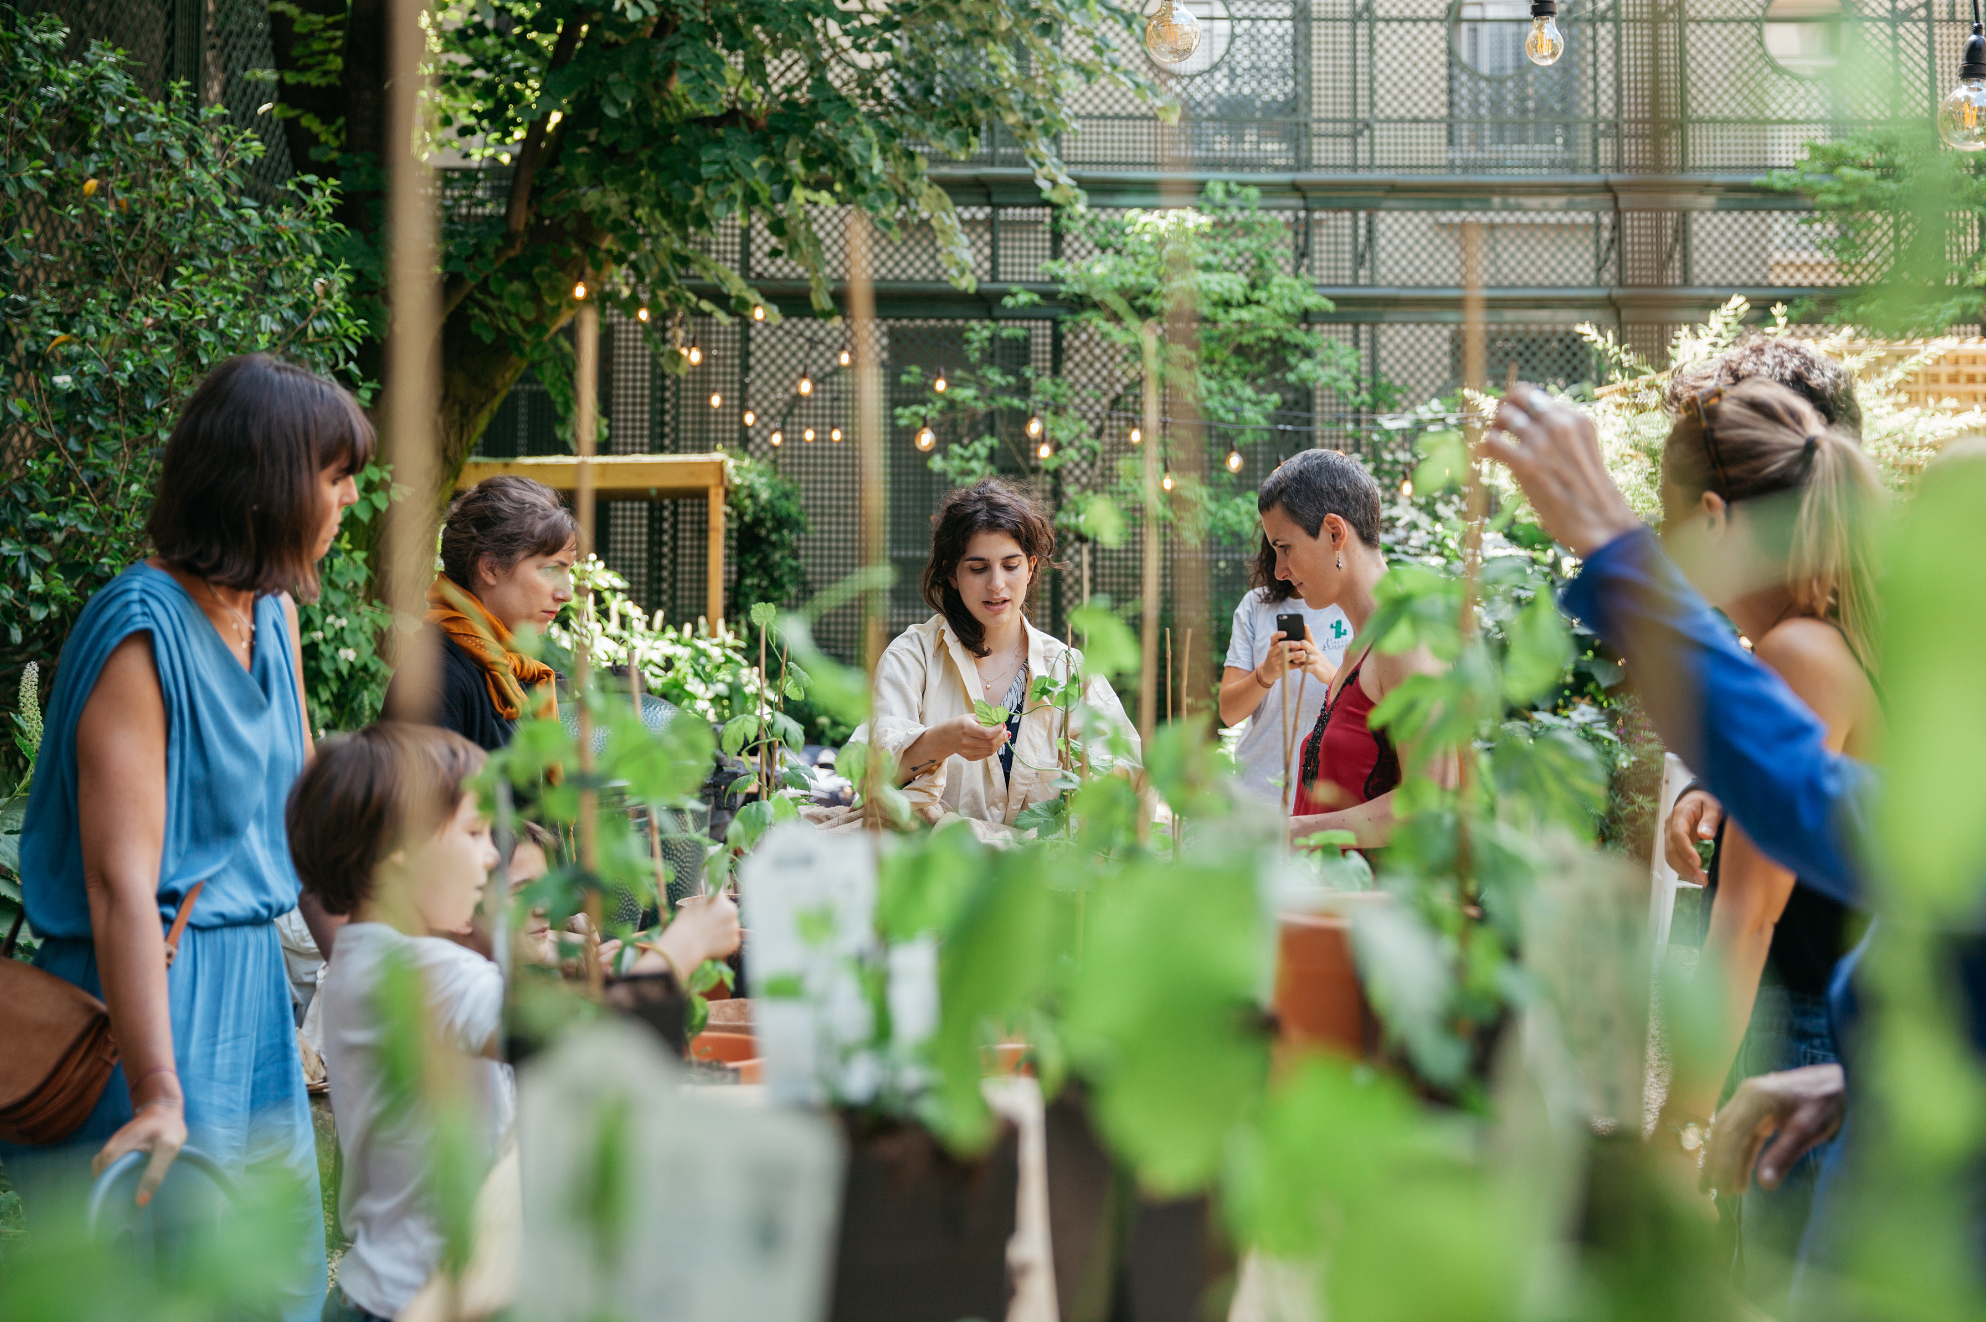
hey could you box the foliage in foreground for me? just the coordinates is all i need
[0,9,384,772]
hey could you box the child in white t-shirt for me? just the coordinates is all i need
[286,722,505,1322]
[1218,556,1353,806]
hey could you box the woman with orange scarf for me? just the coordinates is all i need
[386,476,576,751]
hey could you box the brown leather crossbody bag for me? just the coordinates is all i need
[0,880,204,1146]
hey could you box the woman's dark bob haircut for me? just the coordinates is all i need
[1255,448,1383,549]
[921,479,1057,657]
[147,354,374,601]
[440,476,578,593]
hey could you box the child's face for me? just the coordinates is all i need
[509,839,555,955]
[408,793,500,935]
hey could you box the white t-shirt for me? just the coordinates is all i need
[320,923,512,1319]
[1222,589,1353,805]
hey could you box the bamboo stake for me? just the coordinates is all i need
[1165,628,1173,726]
[574,295,602,996]
[849,210,885,831]
[1137,324,1162,745]
[1455,222,1488,913]
[379,0,438,722]
[1181,628,1192,724]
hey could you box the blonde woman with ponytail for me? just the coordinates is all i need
[1649,377,1884,1310]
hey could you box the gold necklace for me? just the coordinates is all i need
[203,579,255,657]
[981,635,1026,696]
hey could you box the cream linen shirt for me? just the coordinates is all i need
[849,613,1141,832]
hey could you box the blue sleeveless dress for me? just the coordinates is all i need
[3,563,326,1321]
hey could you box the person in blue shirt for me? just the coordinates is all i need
[1484,383,1888,1260]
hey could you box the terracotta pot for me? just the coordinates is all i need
[1272,912,1370,1059]
[828,1117,1020,1322]
[688,1030,757,1065]
[981,1040,1033,1077]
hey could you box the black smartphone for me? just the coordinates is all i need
[1275,612,1308,643]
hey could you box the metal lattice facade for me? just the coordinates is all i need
[42,0,1976,658]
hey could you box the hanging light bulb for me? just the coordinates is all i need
[770,430,784,447]
[1026,414,1043,438]
[1037,441,1053,460]
[1144,0,1201,64]
[1225,448,1243,473]
[803,427,817,443]
[710,392,723,409]
[572,281,588,300]
[636,305,650,322]
[933,373,948,393]
[742,409,756,427]
[752,304,766,321]
[830,427,843,442]
[839,349,852,367]
[1942,0,1986,151]
[1525,0,1564,66]
[915,426,936,451]
[798,374,813,396]
[688,342,702,365]
[1161,468,1175,492]
[1129,426,1143,445]
[1400,477,1414,498]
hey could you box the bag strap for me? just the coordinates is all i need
[163,880,205,970]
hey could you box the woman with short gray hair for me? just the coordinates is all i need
[1256,449,1447,848]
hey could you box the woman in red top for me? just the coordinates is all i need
[1259,449,1446,849]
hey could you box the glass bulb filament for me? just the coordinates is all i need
[1145,0,1201,64]
[1941,75,1986,151]
[1526,15,1564,66]
[797,375,813,395]
[915,427,936,451]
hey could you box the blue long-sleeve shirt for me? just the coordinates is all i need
[1560,527,1873,905]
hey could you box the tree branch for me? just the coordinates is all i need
[439,17,584,321]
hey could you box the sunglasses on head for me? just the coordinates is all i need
[1687,386,1733,495]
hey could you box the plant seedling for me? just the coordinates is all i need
[972,699,1011,727]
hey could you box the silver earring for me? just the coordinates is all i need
[1336,552,1344,570]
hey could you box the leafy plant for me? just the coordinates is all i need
[0,8,371,771]
[725,451,811,618]
[897,184,1384,562]
[297,462,396,737]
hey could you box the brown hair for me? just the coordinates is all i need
[1249,535,1297,603]
[287,722,487,916]
[1666,335,1863,437]
[147,355,374,601]
[439,476,578,594]
[920,479,1057,657]
[1663,378,1885,667]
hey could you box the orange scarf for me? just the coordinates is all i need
[425,578,559,723]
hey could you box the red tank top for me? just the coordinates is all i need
[1292,651,1401,817]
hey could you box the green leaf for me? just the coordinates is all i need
[972,699,1010,727]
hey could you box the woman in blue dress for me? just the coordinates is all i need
[4,354,368,1321]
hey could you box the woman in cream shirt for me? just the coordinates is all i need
[850,479,1138,835]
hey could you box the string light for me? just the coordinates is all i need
[915,426,936,451]
[1400,478,1414,497]
[1941,0,1986,150]
[709,392,722,409]
[636,306,650,322]
[770,430,784,447]
[933,373,948,393]
[1037,439,1053,460]
[839,349,851,366]
[1129,427,1142,445]
[742,409,756,427]
[798,374,813,396]
[803,428,816,443]
[1161,468,1175,492]
[688,342,702,365]
[1225,448,1243,473]
[830,427,843,442]
[1144,0,1201,63]
[752,304,766,321]
[1026,415,1043,438]
[572,282,588,300]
